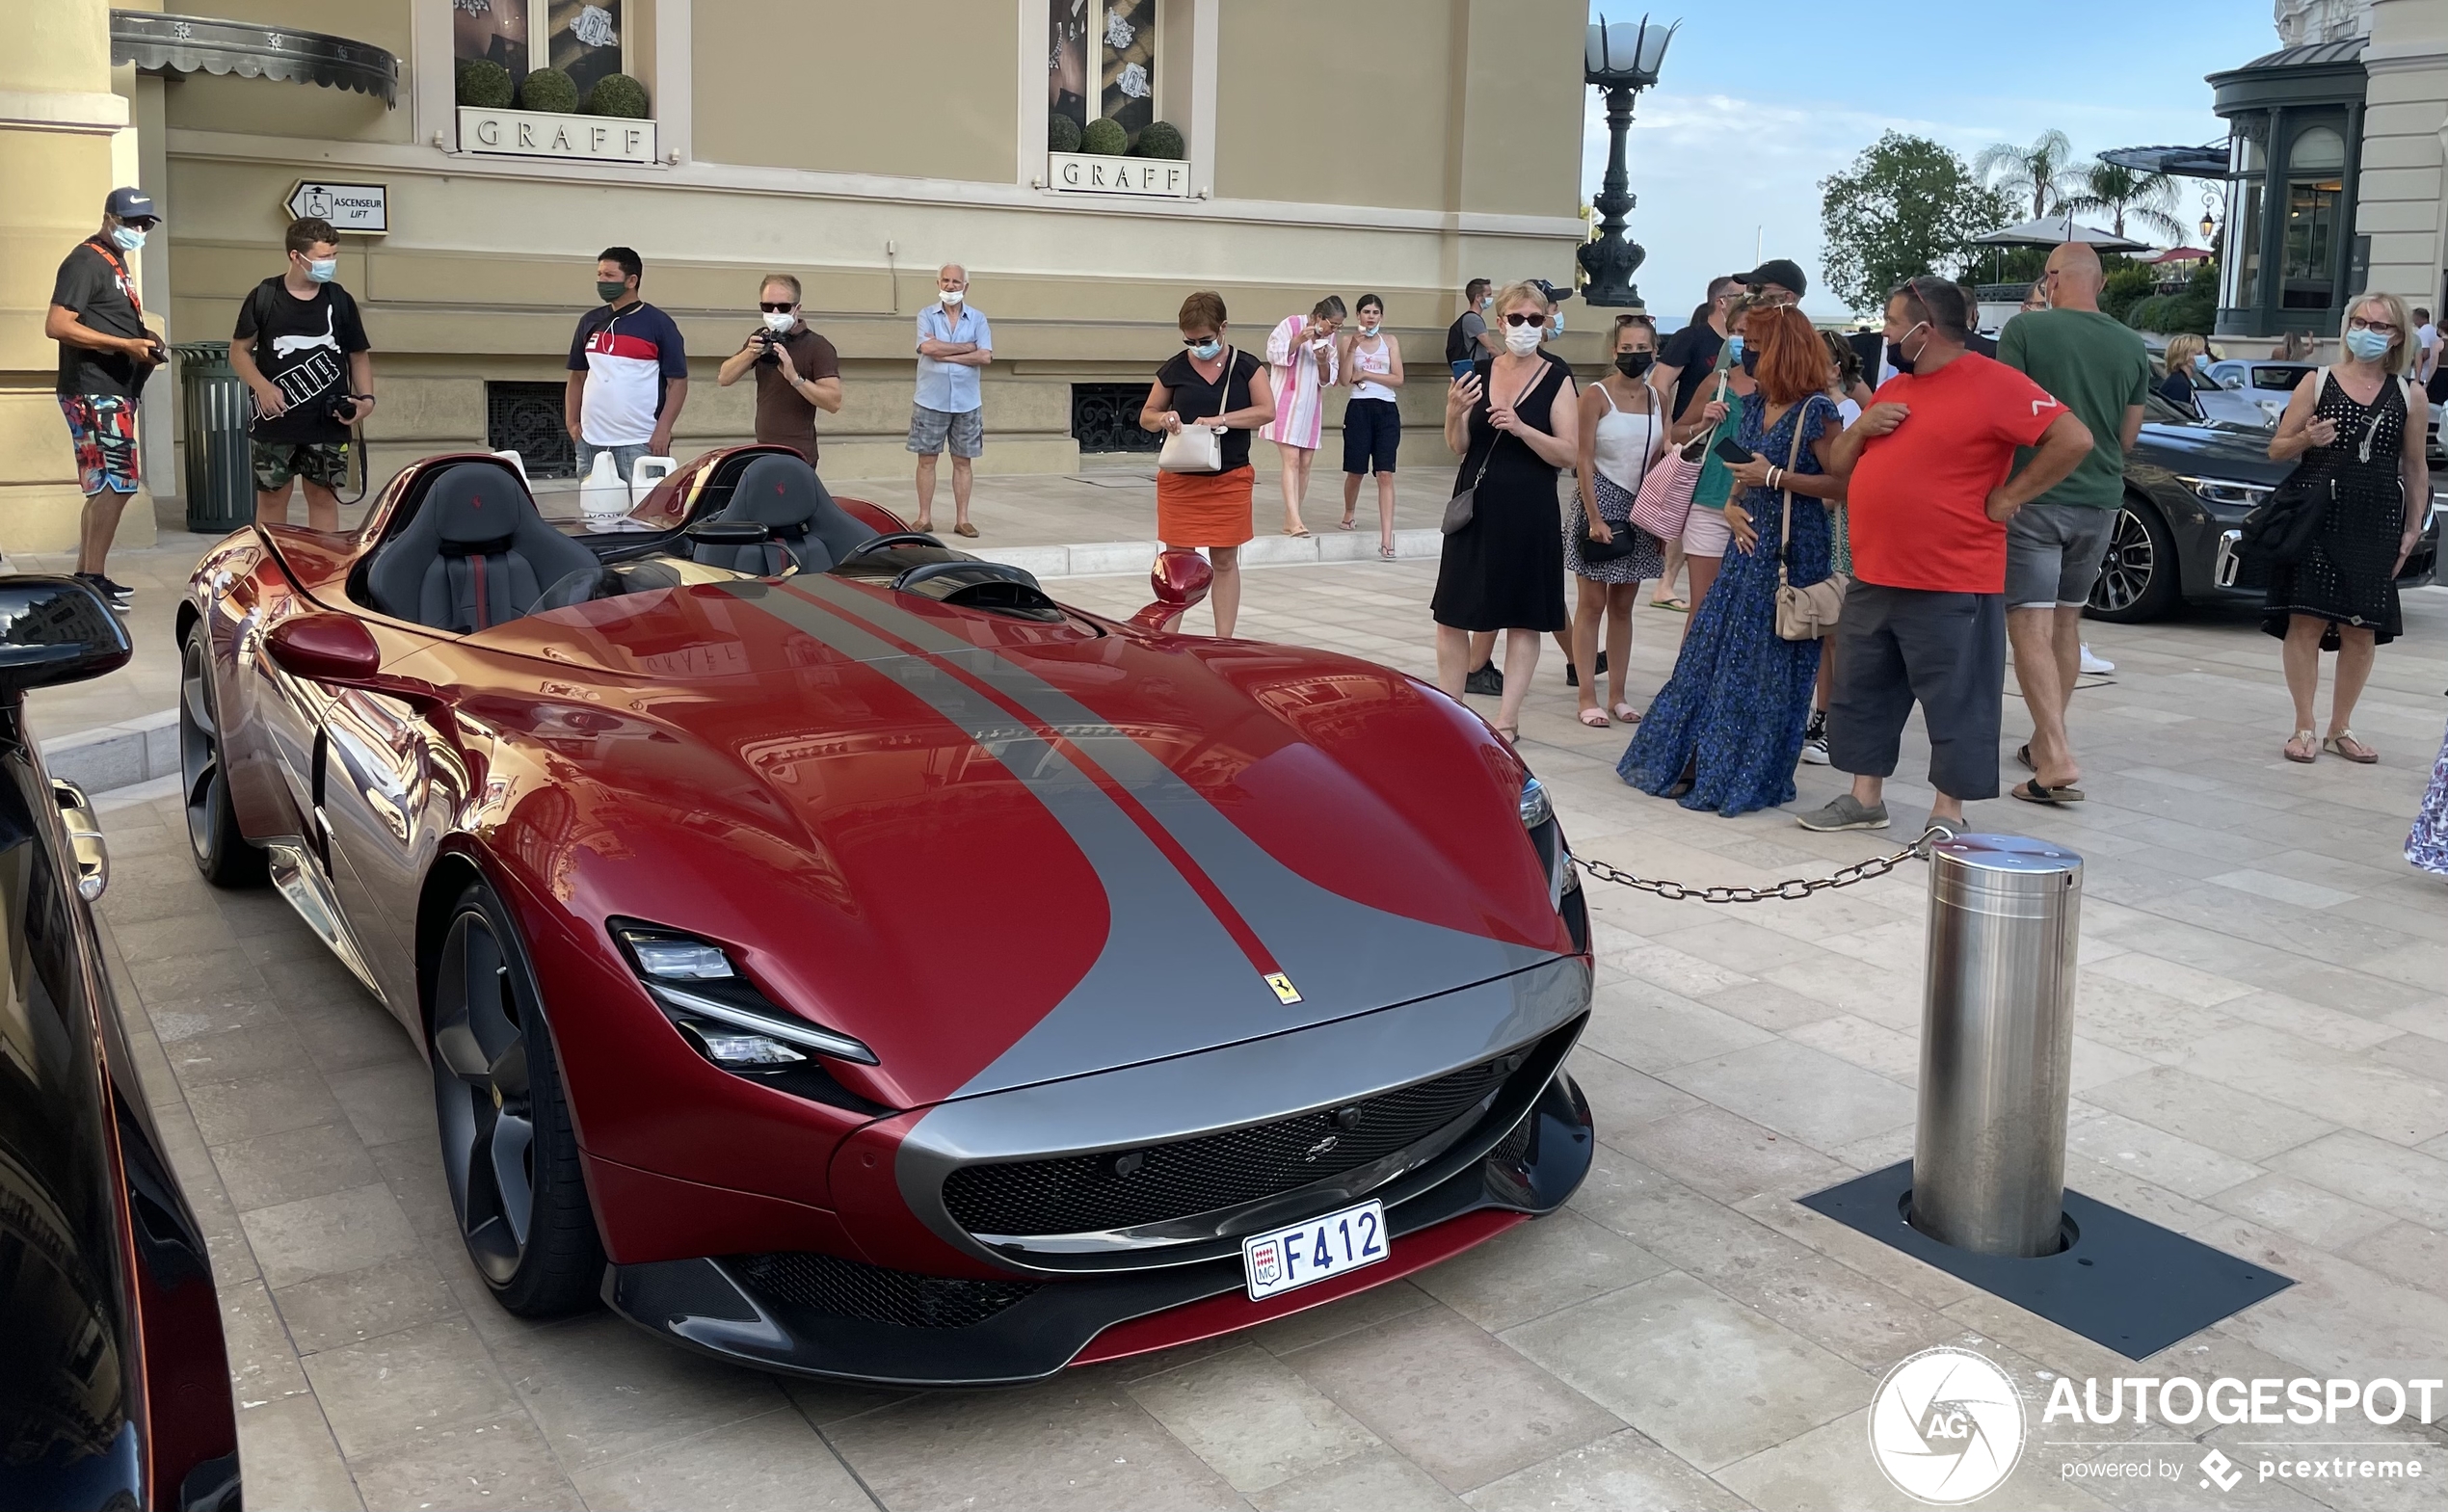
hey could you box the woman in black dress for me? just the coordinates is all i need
[2264,293,2433,764]
[1432,281,1580,743]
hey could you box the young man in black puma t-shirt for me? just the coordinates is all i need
[230,217,376,531]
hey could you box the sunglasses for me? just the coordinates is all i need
[1502,311,1549,328]
[758,302,795,313]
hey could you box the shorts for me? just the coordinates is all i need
[1827,582,2007,801]
[1681,501,1733,558]
[1341,397,1401,474]
[908,404,985,459]
[251,438,353,492]
[2005,500,2114,609]
[59,393,141,495]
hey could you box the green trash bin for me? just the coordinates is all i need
[174,342,253,534]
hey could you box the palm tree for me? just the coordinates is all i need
[1973,130,2083,221]
[2064,161,2189,245]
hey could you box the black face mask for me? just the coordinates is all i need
[1888,321,1928,377]
[1740,346,1762,378]
[1614,351,1655,379]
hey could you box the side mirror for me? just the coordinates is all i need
[264,614,382,683]
[1130,549,1214,632]
[0,576,131,695]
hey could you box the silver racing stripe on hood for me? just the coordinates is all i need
[777,575,1557,1087]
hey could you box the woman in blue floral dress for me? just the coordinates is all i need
[2411,721,2448,878]
[1619,306,1846,816]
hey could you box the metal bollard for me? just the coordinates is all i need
[1911,834,2083,1258]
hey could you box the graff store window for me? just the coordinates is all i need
[455,0,625,97]
[1049,0,1159,139]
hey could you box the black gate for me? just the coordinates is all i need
[1071,384,1162,453]
[486,381,577,478]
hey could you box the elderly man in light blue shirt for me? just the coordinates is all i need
[910,264,992,537]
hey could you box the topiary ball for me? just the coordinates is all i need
[1134,120,1185,160]
[457,58,514,109]
[519,66,579,114]
[586,72,649,119]
[1048,111,1082,152]
[1080,117,1129,156]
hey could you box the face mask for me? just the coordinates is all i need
[305,257,337,283]
[941,289,965,305]
[1889,321,1928,377]
[2345,328,2392,362]
[2192,353,2211,371]
[1741,346,1762,378]
[762,310,794,332]
[1503,322,1544,357]
[598,280,629,304]
[1359,323,1380,337]
[1478,296,1493,311]
[1614,351,1655,379]
[110,225,146,252]
[1725,335,1745,363]
[1188,337,1222,360]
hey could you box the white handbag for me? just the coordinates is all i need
[1157,347,1234,473]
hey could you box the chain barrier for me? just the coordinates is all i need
[1570,824,1956,905]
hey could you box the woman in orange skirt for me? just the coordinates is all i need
[1140,290,1276,636]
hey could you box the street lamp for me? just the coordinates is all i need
[1577,13,1676,308]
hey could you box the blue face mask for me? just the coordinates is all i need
[306,257,337,283]
[2192,353,2211,371]
[110,225,146,252]
[1725,335,1745,362]
[2345,328,2393,362]
[1188,337,1222,361]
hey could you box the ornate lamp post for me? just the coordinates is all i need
[1577,14,1676,308]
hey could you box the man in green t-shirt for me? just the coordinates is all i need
[1997,243,2151,803]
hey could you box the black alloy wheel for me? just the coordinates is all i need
[2085,503,2180,623]
[180,627,267,887]
[429,880,603,1315]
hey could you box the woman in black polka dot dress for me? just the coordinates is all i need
[2263,294,2433,765]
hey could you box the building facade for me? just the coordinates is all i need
[0,0,1595,551]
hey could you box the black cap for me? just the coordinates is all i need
[1734,258,1806,297]
[1531,278,1576,304]
[104,187,159,224]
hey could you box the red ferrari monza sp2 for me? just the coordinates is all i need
[178,445,1594,1385]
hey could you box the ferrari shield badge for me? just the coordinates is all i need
[1264,972,1302,1005]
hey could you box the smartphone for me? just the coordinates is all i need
[1713,436,1755,465]
[1450,358,1477,380]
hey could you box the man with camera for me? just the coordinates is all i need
[717,274,838,467]
[45,187,168,606]
[230,216,376,532]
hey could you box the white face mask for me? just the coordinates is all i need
[940,288,965,305]
[1503,321,1544,357]
[1359,323,1380,337]
[761,310,794,332]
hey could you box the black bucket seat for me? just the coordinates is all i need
[694,453,880,575]
[367,462,599,632]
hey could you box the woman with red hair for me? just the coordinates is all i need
[1618,305,1847,815]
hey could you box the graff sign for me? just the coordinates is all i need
[457,107,657,165]
[1047,152,1189,199]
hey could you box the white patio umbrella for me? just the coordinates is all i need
[1975,212,2149,252]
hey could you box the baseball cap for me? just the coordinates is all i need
[104,187,160,224]
[1733,258,1806,297]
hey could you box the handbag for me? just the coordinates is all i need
[2238,367,2385,569]
[1156,346,1234,473]
[1580,392,1660,563]
[1631,372,1721,540]
[1772,397,1849,641]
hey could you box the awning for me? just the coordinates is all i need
[110,11,398,107]
[2098,143,2233,180]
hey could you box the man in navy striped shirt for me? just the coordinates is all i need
[565,246,688,481]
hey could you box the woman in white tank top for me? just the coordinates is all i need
[1563,315,1667,727]
[1335,294,1405,558]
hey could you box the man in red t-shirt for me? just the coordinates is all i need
[1800,278,2092,832]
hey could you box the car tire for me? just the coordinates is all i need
[429,878,604,1317]
[179,625,268,888]
[2086,500,2181,623]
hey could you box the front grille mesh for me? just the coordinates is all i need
[728,1250,1038,1330]
[942,1055,1516,1237]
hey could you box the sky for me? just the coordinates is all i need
[1580,0,2282,324]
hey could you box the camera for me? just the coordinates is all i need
[754,329,783,366]
[326,392,366,425]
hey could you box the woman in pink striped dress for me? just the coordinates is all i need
[1261,296,1345,536]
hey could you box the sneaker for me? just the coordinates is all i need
[1465,662,1503,697]
[97,574,135,598]
[1800,709,1830,765]
[2079,645,2115,675]
[77,572,132,608]
[1795,793,1890,832]
[1561,650,1607,689]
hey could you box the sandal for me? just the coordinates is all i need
[2016,743,2036,773]
[1578,706,1610,729]
[2283,729,2320,764]
[2324,730,2378,764]
[1493,724,1519,747]
[1651,596,1690,613]
[1282,526,1313,539]
[1337,515,1357,531]
[2011,779,2085,805]
[1613,703,1642,724]
[1378,544,1397,561]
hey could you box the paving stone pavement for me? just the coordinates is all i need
[92,557,2448,1511]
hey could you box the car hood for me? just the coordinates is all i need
[2132,420,2293,488]
[426,574,1568,1108]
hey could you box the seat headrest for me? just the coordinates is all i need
[426,464,530,546]
[725,455,822,530]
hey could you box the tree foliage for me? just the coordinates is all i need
[1974,129,2084,221]
[1819,133,2011,315]
[2065,161,2188,245]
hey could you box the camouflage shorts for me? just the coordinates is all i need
[251,438,352,492]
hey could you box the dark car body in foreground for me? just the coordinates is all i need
[177,444,1594,1387]
[0,578,240,1512]
[2088,393,2442,623]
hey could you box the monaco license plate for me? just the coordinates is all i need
[1240,1200,1387,1301]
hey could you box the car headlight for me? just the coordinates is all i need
[1519,776,1554,830]
[612,921,878,1070]
[2177,475,2273,511]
